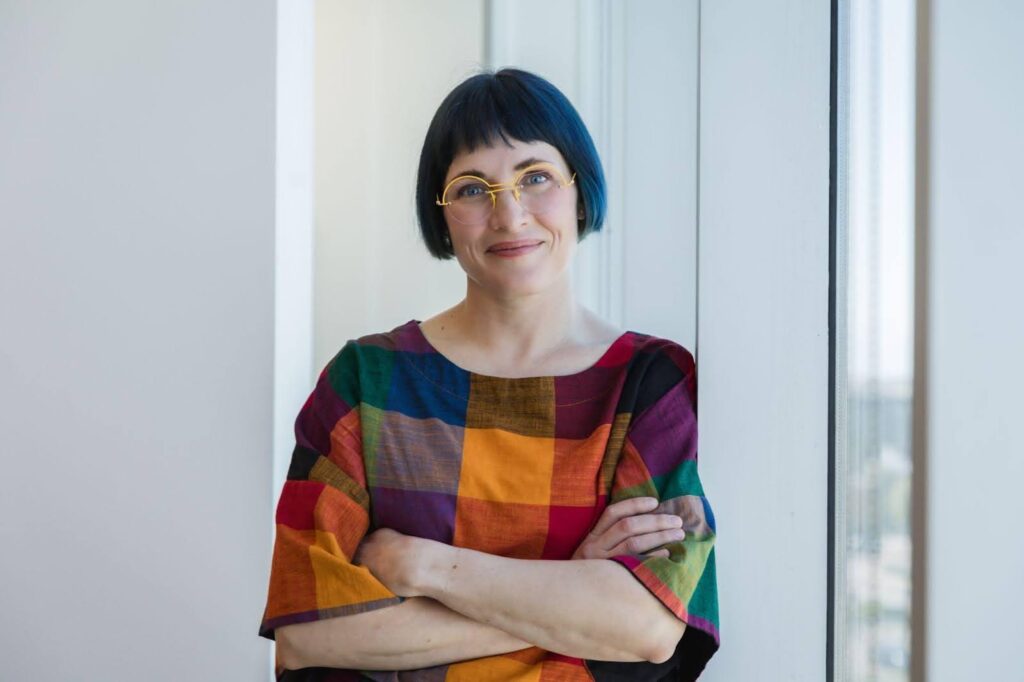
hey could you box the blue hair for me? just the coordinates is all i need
[415,68,607,260]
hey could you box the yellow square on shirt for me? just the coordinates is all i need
[458,427,554,504]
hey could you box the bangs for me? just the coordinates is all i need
[443,76,566,157]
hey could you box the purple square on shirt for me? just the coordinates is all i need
[370,486,457,544]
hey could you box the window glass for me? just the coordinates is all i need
[836,0,916,680]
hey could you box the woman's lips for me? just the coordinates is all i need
[487,241,543,257]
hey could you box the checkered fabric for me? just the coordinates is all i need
[259,319,719,681]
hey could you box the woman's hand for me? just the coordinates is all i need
[353,527,438,597]
[572,497,685,560]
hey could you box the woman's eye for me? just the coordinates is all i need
[457,184,485,198]
[523,172,551,186]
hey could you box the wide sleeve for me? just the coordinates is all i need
[587,343,720,680]
[258,341,403,641]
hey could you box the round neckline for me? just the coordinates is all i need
[408,319,631,380]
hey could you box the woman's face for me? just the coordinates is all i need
[441,138,579,300]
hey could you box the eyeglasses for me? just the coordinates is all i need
[436,162,577,225]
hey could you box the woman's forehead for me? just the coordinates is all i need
[446,139,566,181]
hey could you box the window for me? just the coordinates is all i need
[835,0,917,679]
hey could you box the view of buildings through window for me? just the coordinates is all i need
[836,1,916,681]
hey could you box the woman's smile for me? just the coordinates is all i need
[487,239,545,257]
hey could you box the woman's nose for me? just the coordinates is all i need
[489,188,529,229]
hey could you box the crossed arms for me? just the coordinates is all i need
[276,514,687,670]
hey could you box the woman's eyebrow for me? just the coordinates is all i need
[450,157,553,181]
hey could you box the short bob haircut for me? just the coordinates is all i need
[415,68,607,260]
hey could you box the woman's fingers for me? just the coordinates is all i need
[643,548,671,558]
[573,497,685,561]
[588,496,660,538]
[606,527,687,557]
[599,512,684,552]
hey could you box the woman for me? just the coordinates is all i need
[258,68,719,681]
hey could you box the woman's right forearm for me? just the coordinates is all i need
[277,596,535,671]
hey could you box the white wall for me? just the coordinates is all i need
[925,2,1024,679]
[699,1,831,680]
[313,0,486,370]
[0,1,276,679]
[620,1,700,348]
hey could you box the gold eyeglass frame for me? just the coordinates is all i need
[435,163,577,223]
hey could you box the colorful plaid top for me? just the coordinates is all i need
[259,319,719,681]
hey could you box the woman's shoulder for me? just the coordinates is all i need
[325,320,420,360]
[571,308,695,378]
[619,330,697,420]
[624,329,695,374]
[313,321,418,387]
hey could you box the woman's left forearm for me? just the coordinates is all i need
[414,543,684,664]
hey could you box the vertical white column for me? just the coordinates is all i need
[698,1,832,679]
[274,0,315,501]
[922,2,1024,680]
[273,1,315,676]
